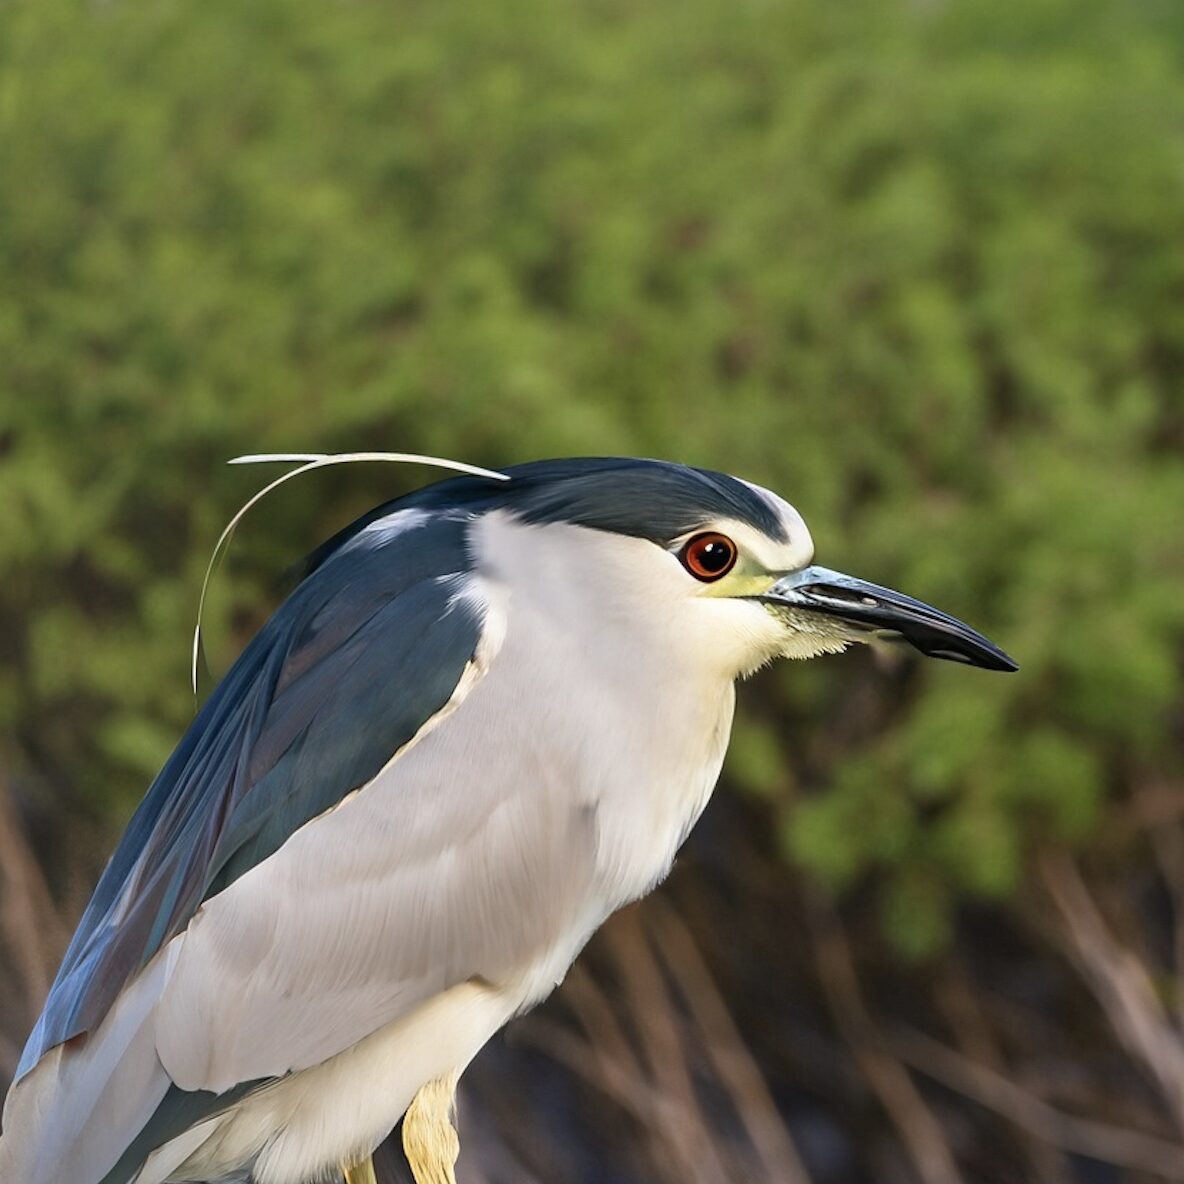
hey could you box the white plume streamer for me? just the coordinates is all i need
[192,451,509,695]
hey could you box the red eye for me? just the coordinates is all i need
[680,532,738,581]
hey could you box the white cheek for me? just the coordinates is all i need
[681,599,789,678]
[681,597,855,675]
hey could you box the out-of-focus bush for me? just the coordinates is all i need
[2,0,1183,961]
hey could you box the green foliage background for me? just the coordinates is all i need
[2,0,1183,960]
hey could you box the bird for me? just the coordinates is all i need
[0,455,1016,1184]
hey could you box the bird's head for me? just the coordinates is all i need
[386,457,1018,682]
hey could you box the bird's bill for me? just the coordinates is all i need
[756,565,1018,672]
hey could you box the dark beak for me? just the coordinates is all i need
[757,565,1018,672]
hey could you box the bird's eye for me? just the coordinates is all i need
[679,532,738,582]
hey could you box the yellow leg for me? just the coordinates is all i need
[401,1072,460,1184]
[343,1156,379,1184]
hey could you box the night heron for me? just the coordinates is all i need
[0,456,1016,1184]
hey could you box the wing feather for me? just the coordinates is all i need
[153,748,598,1091]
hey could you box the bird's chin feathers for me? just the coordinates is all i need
[751,603,863,665]
[778,634,851,661]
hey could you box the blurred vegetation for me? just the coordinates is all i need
[2,0,1184,1179]
[4,0,1183,951]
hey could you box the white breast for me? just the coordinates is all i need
[467,514,741,999]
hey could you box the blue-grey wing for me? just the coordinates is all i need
[17,509,481,1080]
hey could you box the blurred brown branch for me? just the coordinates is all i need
[804,889,967,1184]
[647,897,814,1184]
[519,901,814,1184]
[1134,781,1184,1031]
[1040,850,1184,1137]
[0,777,69,1075]
[894,1027,1184,1179]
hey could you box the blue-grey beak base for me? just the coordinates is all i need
[756,566,1019,672]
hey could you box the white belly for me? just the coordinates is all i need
[148,905,615,1184]
[147,979,513,1184]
